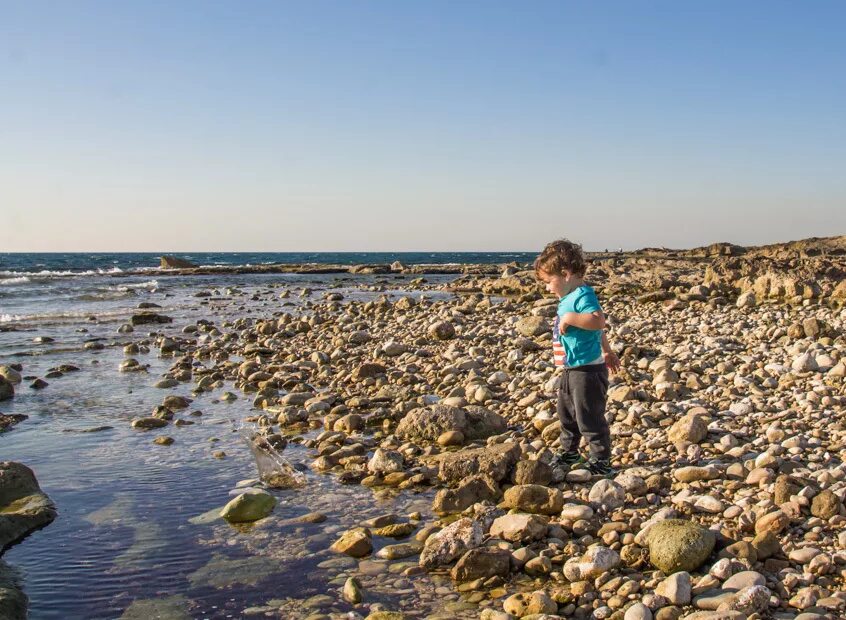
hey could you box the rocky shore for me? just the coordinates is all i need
[1,235,844,619]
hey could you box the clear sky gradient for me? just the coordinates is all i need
[2,1,844,252]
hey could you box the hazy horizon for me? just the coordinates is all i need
[2,1,845,252]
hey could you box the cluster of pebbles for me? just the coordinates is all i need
[3,237,845,620]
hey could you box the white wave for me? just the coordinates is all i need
[0,276,31,286]
[0,308,136,324]
[108,279,159,291]
[0,267,124,278]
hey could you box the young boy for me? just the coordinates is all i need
[534,239,620,476]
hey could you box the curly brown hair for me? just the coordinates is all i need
[534,239,587,278]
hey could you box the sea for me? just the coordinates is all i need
[0,252,531,620]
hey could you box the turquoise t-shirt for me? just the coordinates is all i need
[556,285,603,368]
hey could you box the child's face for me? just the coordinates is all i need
[539,269,576,298]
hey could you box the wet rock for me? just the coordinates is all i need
[0,379,13,402]
[0,462,57,552]
[220,491,276,523]
[330,527,373,558]
[130,312,173,326]
[343,576,363,603]
[0,367,22,385]
[131,417,168,430]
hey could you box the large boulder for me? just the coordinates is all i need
[435,443,521,484]
[645,519,715,573]
[502,484,564,515]
[396,405,506,443]
[419,518,484,570]
[0,462,57,552]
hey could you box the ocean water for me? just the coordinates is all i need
[0,254,513,620]
[0,251,535,274]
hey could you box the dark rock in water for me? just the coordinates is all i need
[61,425,113,433]
[0,415,27,432]
[0,461,57,553]
[130,313,173,326]
[160,256,196,269]
[137,302,162,309]
[0,559,28,620]
[0,379,13,402]
[131,417,168,430]
[29,379,48,390]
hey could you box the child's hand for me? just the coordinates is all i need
[604,350,621,374]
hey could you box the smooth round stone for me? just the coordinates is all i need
[358,560,389,575]
[788,547,821,563]
[722,570,766,591]
[567,469,592,483]
[561,503,594,520]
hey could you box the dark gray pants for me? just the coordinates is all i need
[556,364,611,460]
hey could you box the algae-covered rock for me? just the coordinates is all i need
[645,519,715,573]
[0,461,57,552]
[219,491,276,523]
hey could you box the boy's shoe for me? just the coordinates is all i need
[551,450,586,469]
[586,458,616,478]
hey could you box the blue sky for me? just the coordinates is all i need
[1,1,844,251]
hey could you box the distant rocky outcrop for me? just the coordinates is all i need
[160,256,197,269]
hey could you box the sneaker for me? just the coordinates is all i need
[586,458,616,477]
[552,450,586,469]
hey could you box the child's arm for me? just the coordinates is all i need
[559,311,605,331]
